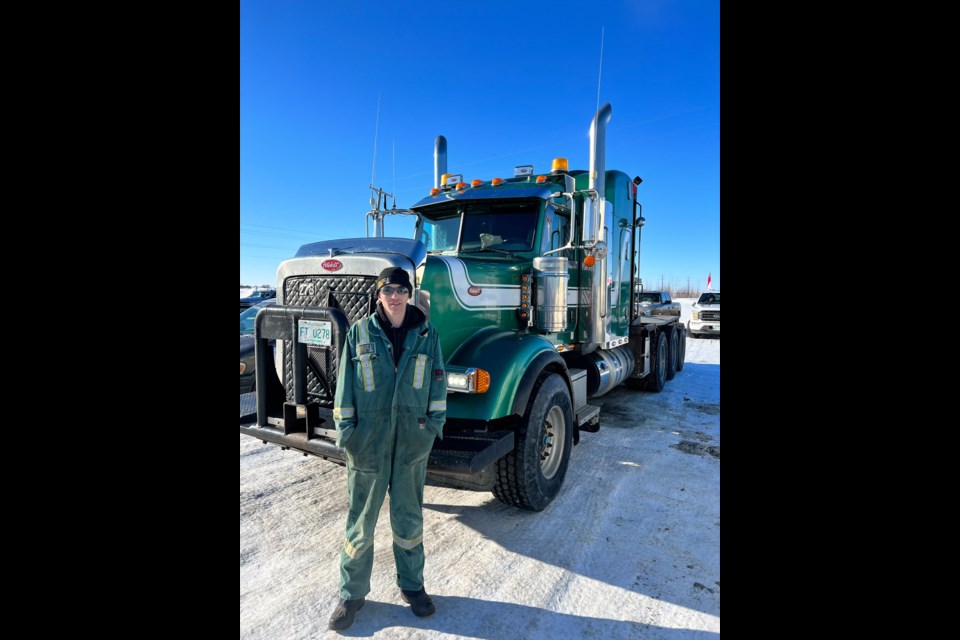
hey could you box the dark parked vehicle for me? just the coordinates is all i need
[240,335,256,394]
[634,290,681,317]
[240,289,276,311]
[240,299,276,394]
[240,298,275,335]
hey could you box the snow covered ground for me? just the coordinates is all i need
[240,300,719,638]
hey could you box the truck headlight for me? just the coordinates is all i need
[692,311,700,320]
[446,368,490,393]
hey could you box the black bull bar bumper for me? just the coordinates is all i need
[239,304,514,477]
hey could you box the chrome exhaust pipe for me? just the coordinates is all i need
[434,135,447,189]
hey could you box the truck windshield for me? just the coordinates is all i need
[417,200,540,253]
[697,293,720,304]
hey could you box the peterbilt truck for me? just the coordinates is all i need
[239,103,685,511]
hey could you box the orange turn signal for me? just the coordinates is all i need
[583,255,596,267]
[475,369,490,393]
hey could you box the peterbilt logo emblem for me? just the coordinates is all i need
[321,259,343,271]
[467,286,482,296]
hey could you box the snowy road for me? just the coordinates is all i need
[240,325,719,639]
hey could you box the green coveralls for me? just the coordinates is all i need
[332,309,447,600]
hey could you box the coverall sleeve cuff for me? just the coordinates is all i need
[336,425,356,447]
[427,419,444,440]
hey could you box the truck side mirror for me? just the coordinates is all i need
[582,195,599,246]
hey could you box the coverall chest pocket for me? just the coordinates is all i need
[352,353,378,392]
[402,354,433,392]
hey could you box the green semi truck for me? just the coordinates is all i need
[239,103,685,511]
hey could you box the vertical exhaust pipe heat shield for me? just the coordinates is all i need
[586,103,612,354]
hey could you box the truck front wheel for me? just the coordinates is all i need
[493,373,574,511]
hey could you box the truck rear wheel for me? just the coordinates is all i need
[493,373,573,511]
[675,326,686,372]
[645,331,667,392]
[665,328,679,381]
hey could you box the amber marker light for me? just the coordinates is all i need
[536,175,547,183]
[583,255,596,267]
[475,369,491,393]
[430,188,440,196]
[471,179,483,187]
[491,177,504,186]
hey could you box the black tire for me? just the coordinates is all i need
[645,331,667,392]
[493,373,574,511]
[675,326,686,372]
[665,328,679,381]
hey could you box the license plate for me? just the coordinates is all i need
[298,319,332,346]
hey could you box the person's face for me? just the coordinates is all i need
[378,285,410,322]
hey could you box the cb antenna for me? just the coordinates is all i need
[370,92,381,207]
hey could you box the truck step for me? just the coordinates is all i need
[428,431,515,475]
[577,403,601,432]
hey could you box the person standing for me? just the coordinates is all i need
[328,267,447,631]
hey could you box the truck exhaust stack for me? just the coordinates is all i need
[589,103,612,199]
[434,135,447,189]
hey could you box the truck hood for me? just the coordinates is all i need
[420,254,530,360]
[294,237,427,265]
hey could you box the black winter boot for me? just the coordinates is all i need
[328,597,365,631]
[400,588,436,617]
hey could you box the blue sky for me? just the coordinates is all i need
[240,0,719,292]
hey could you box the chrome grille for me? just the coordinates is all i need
[281,275,377,406]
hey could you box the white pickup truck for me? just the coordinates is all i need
[688,291,720,338]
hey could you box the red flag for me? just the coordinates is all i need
[707,273,712,290]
